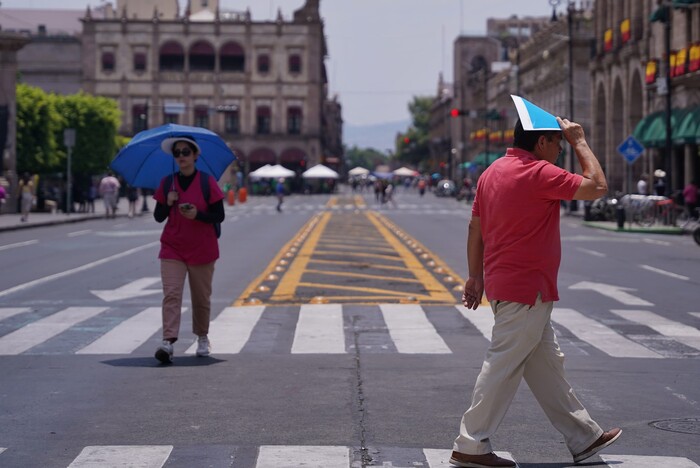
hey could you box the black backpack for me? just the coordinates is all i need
[164,171,221,238]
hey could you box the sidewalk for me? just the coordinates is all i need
[0,197,147,233]
[563,208,684,235]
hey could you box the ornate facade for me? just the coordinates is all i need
[80,0,341,185]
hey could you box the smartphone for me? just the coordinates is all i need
[179,203,194,210]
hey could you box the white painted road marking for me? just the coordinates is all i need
[423,449,519,467]
[569,281,653,306]
[639,264,690,281]
[186,306,264,354]
[553,308,662,358]
[0,307,30,321]
[611,309,700,351]
[256,445,349,468]
[600,454,699,467]
[0,307,107,355]
[292,304,346,354]
[0,239,38,251]
[456,304,494,341]
[380,304,451,353]
[0,241,159,299]
[68,445,173,468]
[90,277,161,302]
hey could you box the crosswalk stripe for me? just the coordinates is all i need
[256,445,349,468]
[456,305,494,341]
[599,454,700,467]
[610,309,700,351]
[423,449,519,467]
[690,312,700,320]
[292,304,346,354]
[0,447,5,455]
[380,304,451,354]
[0,307,30,321]
[67,445,173,468]
[186,306,264,354]
[0,307,107,355]
[553,308,663,358]
[77,307,184,355]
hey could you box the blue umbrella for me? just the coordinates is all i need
[110,124,236,189]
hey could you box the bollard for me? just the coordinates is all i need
[238,187,248,203]
[616,204,625,229]
[227,189,235,206]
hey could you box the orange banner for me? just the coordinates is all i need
[620,19,630,44]
[489,130,502,144]
[604,29,613,52]
[503,129,514,144]
[674,47,688,76]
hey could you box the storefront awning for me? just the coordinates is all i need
[632,107,700,147]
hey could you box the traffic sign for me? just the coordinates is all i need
[617,136,644,164]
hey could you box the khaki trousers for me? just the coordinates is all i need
[453,296,603,456]
[160,259,215,341]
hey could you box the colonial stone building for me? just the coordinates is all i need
[591,0,700,194]
[81,0,341,186]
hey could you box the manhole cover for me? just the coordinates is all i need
[650,418,700,435]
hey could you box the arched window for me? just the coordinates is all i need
[220,42,245,72]
[257,54,270,74]
[256,106,271,135]
[249,147,276,166]
[288,54,302,74]
[287,106,302,134]
[101,52,115,72]
[280,148,305,164]
[159,41,184,71]
[189,40,215,71]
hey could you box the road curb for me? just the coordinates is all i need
[582,221,685,235]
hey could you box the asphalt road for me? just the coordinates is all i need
[0,187,699,468]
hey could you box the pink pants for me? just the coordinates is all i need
[160,259,215,341]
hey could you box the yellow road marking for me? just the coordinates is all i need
[325,196,338,208]
[366,212,454,302]
[296,282,434,299]
[271,212,332,302]
[232,214,322,306]
[312,250,405,262]
[316,242,397,253]
[354,194,366,207]
[307,259,413,272]
[303,269,422,283]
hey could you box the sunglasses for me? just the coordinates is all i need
[173,148,192,158]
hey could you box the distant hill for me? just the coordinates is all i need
[343,119,410,151]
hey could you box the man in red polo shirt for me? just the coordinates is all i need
[449,100,621,467]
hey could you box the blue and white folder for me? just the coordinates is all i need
[510,95,561,131]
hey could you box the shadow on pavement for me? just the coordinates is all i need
[101,356,227,367]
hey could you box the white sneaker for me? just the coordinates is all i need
[155,340,173,364]
[195,335,211,357]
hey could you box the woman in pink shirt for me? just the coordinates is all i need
[152,136,224,364]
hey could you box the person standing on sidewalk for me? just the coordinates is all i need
[98,171,120,219]
[152,136,224,364]
[275,177,285,212]
[18,173,35,222]
[450,97,621,468]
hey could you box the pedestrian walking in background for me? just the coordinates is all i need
[276,177,285,212]
[637,174,648,195]
[683,179,699,219]
[87,183,97,213]
[450,97,621,468]
[18,173,35,222]
[126,184,139,218]
[0,183,7,211]
[98,171,120,219]
[152,136,224,364]
[653,169,666,196]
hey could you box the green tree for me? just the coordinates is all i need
[344,145,388,170]
[15,83,60,173]
[395,96,432,167]
[54,92,121,176]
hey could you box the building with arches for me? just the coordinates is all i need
[80,0,342,187]
[591,0,700,194]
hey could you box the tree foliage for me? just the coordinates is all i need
[395,96,432,167]
[344,145,387,170]
[15,84,121,176]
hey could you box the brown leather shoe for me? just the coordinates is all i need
[573,427,622,464]
[449,450,516,468]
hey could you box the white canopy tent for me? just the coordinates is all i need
[249,164,295,179]
[393,166,418,177]
[348,166,370,176]
[302,164,340,179]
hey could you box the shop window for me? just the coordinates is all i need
[224,110,240,134]
[257,54,270,74]
[132,104,148,134]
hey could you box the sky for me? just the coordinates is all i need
[0,0,558,128]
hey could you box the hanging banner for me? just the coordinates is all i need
[674,47,688,76]
[604,29,613,52]
[690,44,700,72]
[645,60,658,85]
[620,19,631,44]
